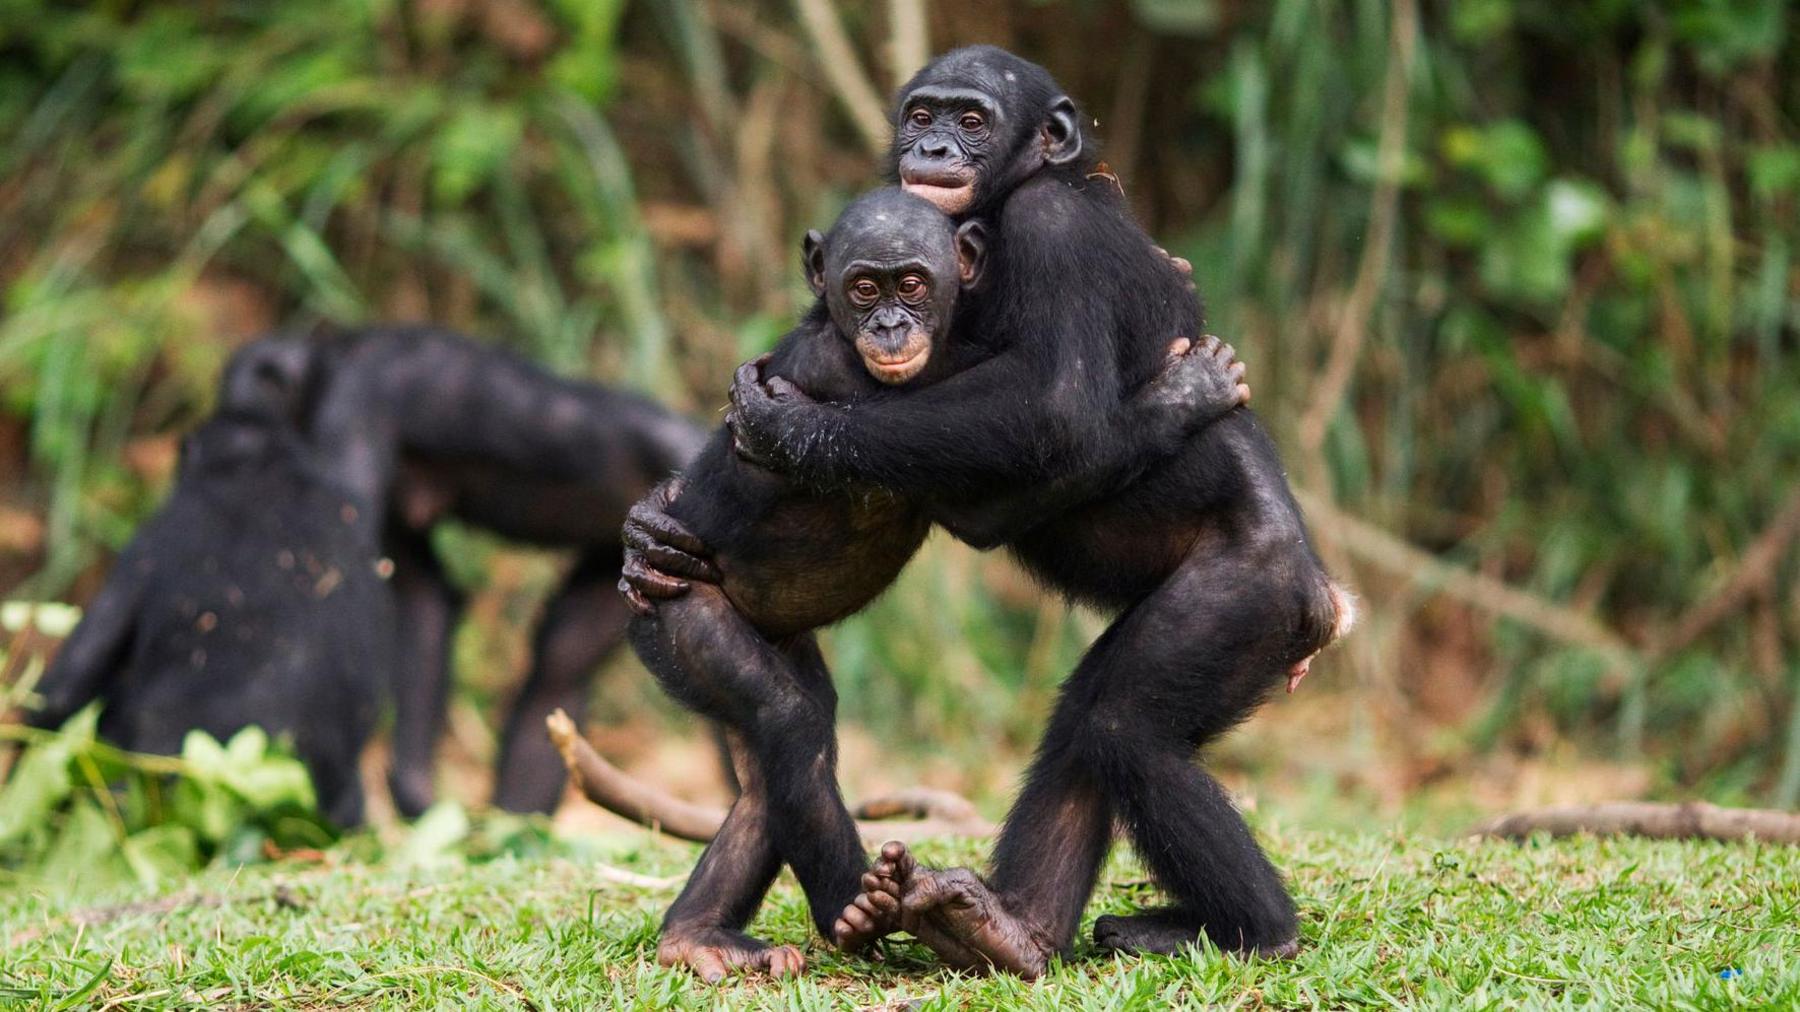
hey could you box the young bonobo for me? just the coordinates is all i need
[28,342,392,827]
[238,324,706,816]
[628,46,1352,977]
[622,187,1247,981]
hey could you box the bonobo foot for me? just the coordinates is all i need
[658,925,805,983]
[833,840,909,951]
[1093,908,1299,960]
[875,842,1060,979]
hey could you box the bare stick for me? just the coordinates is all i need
[547,711,993,845]
[546,709,722,842]
[791,0,891,156]
[1295,490,1635,661]
[1652,485,1800,659]
[1469,801,1800,844]
[885,0,930,89]
[1298,0,1417,452]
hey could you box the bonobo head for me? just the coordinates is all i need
[176,412,298,480]
[219,334,321,425]
[889,45,1087,218]
[803,188,986,385]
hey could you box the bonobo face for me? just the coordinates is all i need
[890,46,1083,217]
[220,335,319,424]
[805,189,986,385]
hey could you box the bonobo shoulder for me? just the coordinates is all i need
[994,172,1125,246]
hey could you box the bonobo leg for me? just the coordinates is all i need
[629,583,867,950]
[494,546,631,813]
[889,533,1329,974]
[386,526,465,818]
[658,730,803,981]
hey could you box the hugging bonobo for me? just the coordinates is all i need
[621,46,1352,981]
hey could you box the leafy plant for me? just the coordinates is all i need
[0,709,335,894]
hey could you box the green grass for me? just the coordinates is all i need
[3,828,1796,1010]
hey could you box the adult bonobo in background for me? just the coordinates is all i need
[249,324,706,816]
[27,341,392,827]
[632,46,1353,976]
[621,187,1248,981]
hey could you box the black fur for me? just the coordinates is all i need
[251,324,707,816]
[724,47,1347,961]
[28,374,392,828]
[625,182,1249,974]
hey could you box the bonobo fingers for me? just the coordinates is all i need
[1153,244,1194,277]
[619,578,654,617]
[1195,335,1252,407]
[761,374,806,402]
[622,479,720,583]
[1164,337,1192,362]
[619,553,690,607]
[729,353,776,409]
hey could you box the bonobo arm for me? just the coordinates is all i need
[728,334,1246,548]
[27,551,144,728]
[931,336,1248,548]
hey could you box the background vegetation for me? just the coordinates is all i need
[1,0,1796,839]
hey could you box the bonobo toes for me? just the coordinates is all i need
[1093,909,1299,960]
[834,840,913,951]
[898,860,1060,979]
[658,925,806,983]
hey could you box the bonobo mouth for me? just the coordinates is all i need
[901,168,977,214]
[856,333,933,384]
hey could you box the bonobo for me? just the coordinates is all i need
[621,187,1248,981]
[631,46,1352,976]
[27,341,392,827]
[238,324,706,816]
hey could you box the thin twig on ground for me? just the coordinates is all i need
[1469,801,1800,844]
[546,710,993,845]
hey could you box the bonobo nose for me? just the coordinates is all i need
[872,324,912,352]
[917,135,950,158]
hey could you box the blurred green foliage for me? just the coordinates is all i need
[0,0,1795,804]
[0,709,335,893]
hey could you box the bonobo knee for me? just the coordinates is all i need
[1234,536,1347,663]
[1069,701,1161,783]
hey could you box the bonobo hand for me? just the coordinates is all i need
[726,354,820,472]
[1153,245,1196,291]
[1130,335,1250,448]
[619,478,721,616]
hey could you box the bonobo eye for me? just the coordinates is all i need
[896,274,928,303]
[849,278,880,306]
[907,108,933,129]
[959,112,985,133]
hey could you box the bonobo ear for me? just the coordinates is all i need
[801,230,828,297]
[1043,96,1082,166]
[954,220,989,288]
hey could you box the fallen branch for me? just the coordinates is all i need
[546,710,723,842]
[1468,801,1800,844]
[547,711,993,845]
